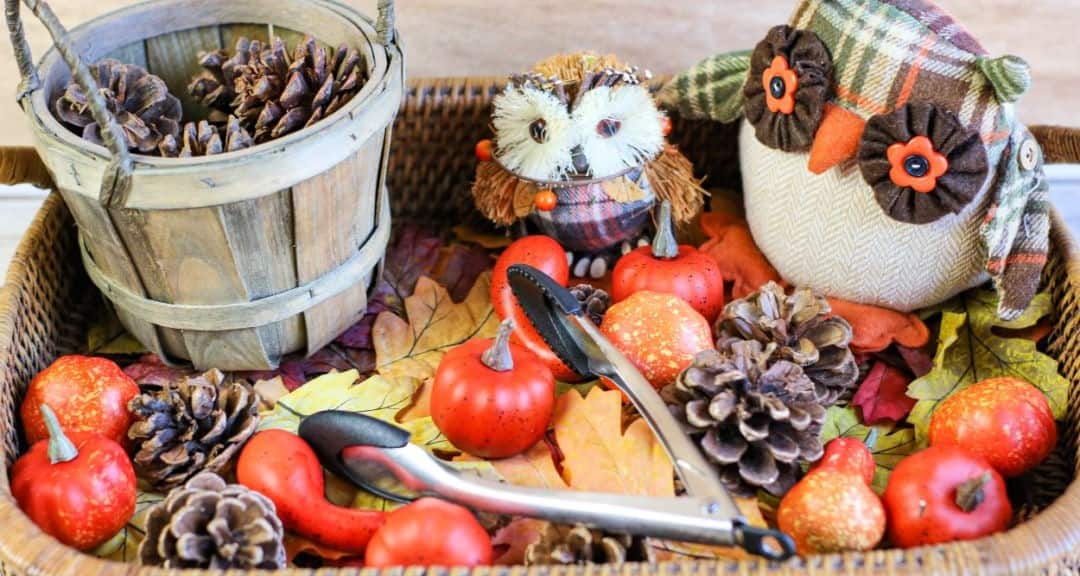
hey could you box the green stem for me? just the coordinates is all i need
[41,404,78,464]
[481,319,515,372]
[651,200,679,260]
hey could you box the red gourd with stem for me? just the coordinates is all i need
[11,404,137,551]
[612,201,725,322]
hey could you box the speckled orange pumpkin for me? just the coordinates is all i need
[929,377,1056,477]
[599,291,713,389]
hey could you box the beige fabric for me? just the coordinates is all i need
[739,120,990,311]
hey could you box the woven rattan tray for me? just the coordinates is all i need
[2,77,1080,575]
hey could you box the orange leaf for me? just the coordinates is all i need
[698,213,783,299]
[492,518,547,565]
[650,496,767,562]
[397,378,433,422]
[284,533,357,563]
[553,387,675,497]
[827,297,930,353]
[491,441,569,490]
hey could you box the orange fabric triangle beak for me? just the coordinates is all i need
[808,104,867,175]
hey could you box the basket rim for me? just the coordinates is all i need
[22,0,403,210]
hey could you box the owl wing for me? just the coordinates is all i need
[659,50,751,124]
[982,128,1050,320]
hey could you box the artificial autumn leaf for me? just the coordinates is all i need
[370,224,444,316]
[821,406,917,494]
[86,307,147,355]
[897,344,934,378]
[252,376,289,410]
[432,242,495,303]
[699,212,783,299]
[649,497,767,562]
[95,491,164,563]
[827,297,930,353]
[493,518,548,565]
[906,289,1068,444]
[284,534,356,564]
[123,354,197,387]
[452,224,513,249]
[851,361,915,424]
[374,272,501,381]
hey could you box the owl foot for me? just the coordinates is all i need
[569,254,608,279]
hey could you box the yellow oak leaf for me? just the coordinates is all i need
[491,441,569,490]
[373,272,501,381]
[258,370,420,433]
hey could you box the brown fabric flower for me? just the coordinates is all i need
[743,26,832,152]
[858,102,989,224]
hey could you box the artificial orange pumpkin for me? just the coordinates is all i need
[612,201,725,322]
[491,235,581,381]
[929,377,1056,477]
[600,291,713,389]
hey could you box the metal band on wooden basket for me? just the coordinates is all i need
[78,189,391,332]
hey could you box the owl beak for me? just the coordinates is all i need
[808,104,866,175]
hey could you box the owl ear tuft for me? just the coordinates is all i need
[660,50,751,123]
[977,55,1032,104]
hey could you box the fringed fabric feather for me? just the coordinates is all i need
[645,145,707,225]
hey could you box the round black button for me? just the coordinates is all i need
[904,155,930,178]
[528,118,548,143]
[769,76,786,99]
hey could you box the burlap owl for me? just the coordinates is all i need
[663,0,1048,319]
[472,53,706,278]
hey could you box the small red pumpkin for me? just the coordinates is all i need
[612,201,725,322]
[431,319,556,459]
[600,291,714,389]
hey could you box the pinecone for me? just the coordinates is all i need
[189,34,365,143]
[128,370,260,491]
[525,523,653,566]
[54,59,181,153]
[664,340,827,497]
[158,117,253,157]
[569,284,612,325]
[717,281,858,405]
[140,472,285,569]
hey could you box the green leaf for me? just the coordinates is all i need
[94,491,164,563]
[820,406,918,494]
[907,289,1067,445]
[86,307,148,355]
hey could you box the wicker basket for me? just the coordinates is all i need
[6,0,403,371]
[1,78,1080,574]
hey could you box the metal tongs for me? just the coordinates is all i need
[297,265,795,561]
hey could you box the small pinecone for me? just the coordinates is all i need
[189,34,365,143]
[569,284,611,325]
[158,117,253,157]
[525,523,653,566]
[664,340,827,497]
[128,369,260,491]
[140,472,285,569]
[718,281,858,405]
[54,59,181,153]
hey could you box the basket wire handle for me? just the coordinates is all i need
[6,0,134,206]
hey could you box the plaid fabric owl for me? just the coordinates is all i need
[662,0,1047,319]
[472,53,706,278]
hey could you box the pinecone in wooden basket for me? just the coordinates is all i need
[158,117,253,157]
[54,59,181,153]
[663,340,827,497]
[189,34,365,143]
[140,471,285,569]
[525,523,654,566]
[717,281,858,405]
[569,283,611,326]
[127,369,260,491]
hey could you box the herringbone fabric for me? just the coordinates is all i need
[740,120,990,311]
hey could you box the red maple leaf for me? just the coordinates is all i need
[852,361,916,424]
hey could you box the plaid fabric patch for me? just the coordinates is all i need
[790,0,1006,144]
[528,169,655,253]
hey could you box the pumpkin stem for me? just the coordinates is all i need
[955,471,992,512]
[651,201,679,260]
[40,404,78,464]
[481,319,515,372]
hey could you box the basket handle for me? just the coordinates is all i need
[1032,125,1080,165]
[6,0,136,206]
[377,0,396,46]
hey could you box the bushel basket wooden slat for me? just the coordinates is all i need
[3,79,1080,576]
[6,0,403,371]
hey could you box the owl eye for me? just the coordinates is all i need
[743,25,832,152]
[572,85,664,179]
[857,102,989,224]
[492,86,574,181]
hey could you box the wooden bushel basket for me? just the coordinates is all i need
[7,0,402,370]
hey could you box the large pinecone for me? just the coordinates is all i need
[158,117,253,157]
[525,523,653,566]
[140,472,285,569]
[569,284,612,326]
[717,281,858,405]
[189,34,364,143]
[54,59,181,153]
[128,370,260,491]
[664,340,827,497]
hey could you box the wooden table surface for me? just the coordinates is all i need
[1,0,1078,278]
